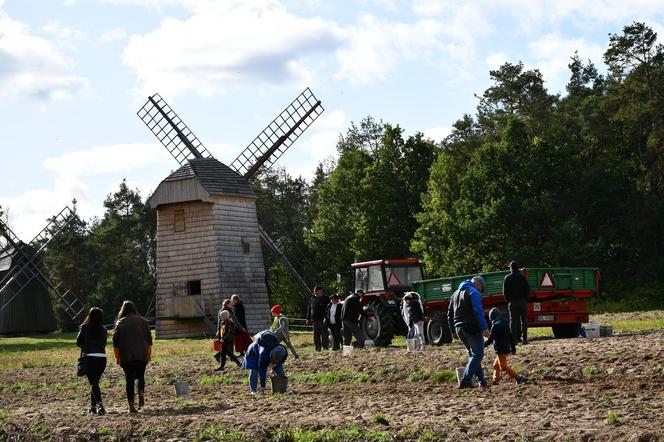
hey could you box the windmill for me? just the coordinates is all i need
[137,88,323,338]
[0,206,86,333]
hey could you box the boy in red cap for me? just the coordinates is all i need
[270,304,299,359]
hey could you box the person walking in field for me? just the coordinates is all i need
[448,276,490,388]
[113,300,153,413]
[305,285,330,351]
[503,261,531,345]
[231,294,253,355]
[341,289,365,348]
[325,293,343,351]
[270,304,300,359]
[403,292,425,350]
[484,308,526,385]
[76,307,108,415]
[214,309,242,371]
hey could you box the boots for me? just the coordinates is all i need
[97,403,106,416]
[128,399,138,413]
[138,391,145,410]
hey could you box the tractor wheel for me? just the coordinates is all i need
[552,323,580,339]
[427,313,452,345]
[361,299,396,347]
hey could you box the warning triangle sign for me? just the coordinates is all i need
[387,271,401,287]
[540,272,554,288]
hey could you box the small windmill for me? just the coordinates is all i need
[138,89,323,338]
[0,206,86,333]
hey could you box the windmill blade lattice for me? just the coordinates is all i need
[137,94,213,166]
[0,207,85,319]
[230,88,324,179]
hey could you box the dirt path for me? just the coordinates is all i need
[1,330,663,441]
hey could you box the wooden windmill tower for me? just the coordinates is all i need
[137,89,323,338]
[0,206,85,334]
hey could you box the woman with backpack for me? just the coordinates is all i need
[76,307,108,415]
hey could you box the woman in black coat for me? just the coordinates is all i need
[76,307,108,415]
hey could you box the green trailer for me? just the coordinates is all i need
[412,267,601,345]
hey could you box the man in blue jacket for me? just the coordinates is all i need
[243,331,288,394]
[447,275,490,388]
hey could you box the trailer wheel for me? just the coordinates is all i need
[427,314,452,345]
[552,323,580,339]
[361,299,396,347]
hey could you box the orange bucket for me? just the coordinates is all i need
[213,340,221,352]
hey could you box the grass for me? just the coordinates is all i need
[292,369,354,385]
[432,369,457,384]
[583,365,599,377]
[195,423,249,441]
[407,367,430,382]
[605,411,620,426]
[370,412,390,426]
[270,424,391,442]
[199,373,242,385]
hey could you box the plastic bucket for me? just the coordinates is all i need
[364,340,374,347]
[271,375,288,393]
[342,345,353,356]
[455,367,477,387]
[212,340,221,352]
[174,381,189,396]
[406,338,417,352]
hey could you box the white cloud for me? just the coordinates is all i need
[486,52,509,69]
[42,20,87,41]
[423,126,450,143]
[122,0,344,97]
[0,8,88,100]
[100,27,128,43]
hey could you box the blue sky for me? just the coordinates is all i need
[1,0,663,239]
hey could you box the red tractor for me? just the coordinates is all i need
[351,259,425,346]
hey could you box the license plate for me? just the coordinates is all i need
[387,300,395,304]
[537,315,554,322]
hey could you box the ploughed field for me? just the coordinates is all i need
[0,311,663,442]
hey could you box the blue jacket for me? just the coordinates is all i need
[484,318,516,354]
[243,341,288,386]
[447,279,489,333]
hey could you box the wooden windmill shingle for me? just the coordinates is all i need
[139,90,323,338]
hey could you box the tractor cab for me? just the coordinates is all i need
[351,259,424,346]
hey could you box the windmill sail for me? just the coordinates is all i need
[230,88,324,179]
[0,206,85,320]
[137,94,213,166]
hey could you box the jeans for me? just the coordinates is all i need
[412,321,425,350]
[121,360,147,402]
[342,319,364,347]
[85,356,107,407]
[456,325,487,386]
[312,319,329,351]
[328,322,342,350]
[509,303,528,343]
[249,365,285,392]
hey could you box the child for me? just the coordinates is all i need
[403,292,425,350]
[214,310,242,371]
[270,304,300,359]
[484,308,526,385]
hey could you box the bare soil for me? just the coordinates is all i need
[1,328,664,441]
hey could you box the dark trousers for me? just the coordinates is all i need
[121,360,147,402]
[509,303,528,343]
[312,319,329,351]
[342,319,364,347]
[85,356,107,407]
[220,340,241,367]
[328,322,342,350]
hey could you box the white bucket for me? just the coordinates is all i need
[174,381,189,396]
[364,340,374,347]
[455,367,477,387]
[406,338,417,352]
[583,322,600,339]
[342,345,353,356]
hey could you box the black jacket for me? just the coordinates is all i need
[76,324,108,355]
[447,288,480,334]
[306,294,330,322]
[325,302,343,326]
[408,301,424,326]
[234,302,248,329]
[484,318,516,354]
[341,293,363,322]
[503,271,530,306]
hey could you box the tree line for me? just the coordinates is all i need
[4,22,662,328]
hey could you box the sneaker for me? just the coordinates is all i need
[458,381,474,389]
[97,406,106,416]
[516,375,527,385]
[479,381,490,388]
[87,406,97,415]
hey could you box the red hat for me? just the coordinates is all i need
[271,304,281,315]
